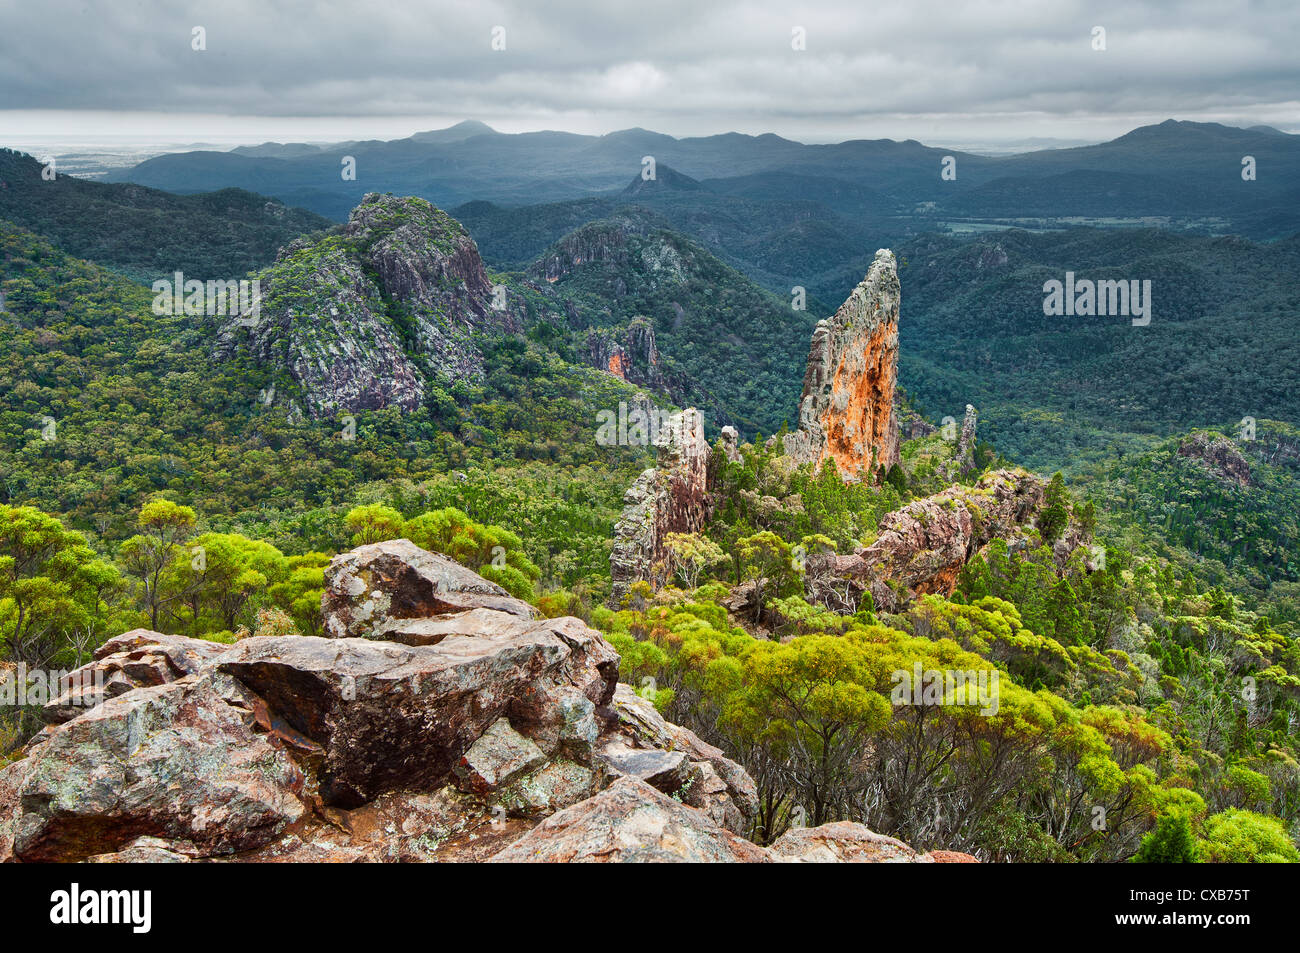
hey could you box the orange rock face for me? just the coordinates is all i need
[784,249,900,480]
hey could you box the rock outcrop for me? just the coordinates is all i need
[769,822,931,863]
[490,779,946,864]
[1,541,951,863]
[719,425,741,462]
[42,628,230,724]
[1178,431,1253,488]
[217,618,618,808]
[808,469,1048,612]
[586,317,664,389]
[218,193,519,417]
[600,684,757,831]
[8,675,306,862]
[609,407,712,604]
[954,403,979,476]
[783,249,901,481]
[489,777,772,863]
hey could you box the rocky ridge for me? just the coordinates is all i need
[807,469,1052,613]
[0,539,957,863]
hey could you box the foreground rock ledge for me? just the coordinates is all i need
[0,540,971,863]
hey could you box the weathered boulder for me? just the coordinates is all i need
[609,407,712,604]
[489,777,772,863]
[601,683,757,833]
[43,628,230,724]
[217,613,618,808]
[770,822,932,863]
[323,538,535,641]
[8,675,306,862]
[809,469,1047,612]
[495,759,604,819]
[453,718,548,795]
[783,249,900,481]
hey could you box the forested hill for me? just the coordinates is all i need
[2,184,1299,865]
[515,211,818,436]
[0,217,655,576]
[0,148,332,281]
[891,228,1300,474]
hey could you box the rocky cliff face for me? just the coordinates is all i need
[219,193,519,417]
[807,469,1050,612]
[0,540,952,864]
[609,408,712,604]
[530,217,649,285]
[783,249,900,480]
[586,316,665,390]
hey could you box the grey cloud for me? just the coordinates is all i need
[1,0,1297,139]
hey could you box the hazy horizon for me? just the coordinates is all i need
[3,0,1299,162]
[2,113,1295,174]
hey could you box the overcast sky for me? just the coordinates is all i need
[1,0,1297,149]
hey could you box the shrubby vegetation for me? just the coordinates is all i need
[595,438,1300,861]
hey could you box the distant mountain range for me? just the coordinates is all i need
[5,121,1298,479]
[97,119,1300,310]
[106,118,1298,230]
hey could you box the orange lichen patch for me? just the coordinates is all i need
[926,850,980,863]
[608,352,627,378]
[818,309,898,478]
[914,563,963,599]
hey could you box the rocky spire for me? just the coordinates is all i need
[782,249,900,481]
[608,408,711,604]
[955,403,979,475]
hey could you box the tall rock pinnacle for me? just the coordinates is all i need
[608,408,711,605]
[783,249,900,480]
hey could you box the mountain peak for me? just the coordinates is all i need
[409,120,498,144]
[225,193,513,417]
[621,164,704,195]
